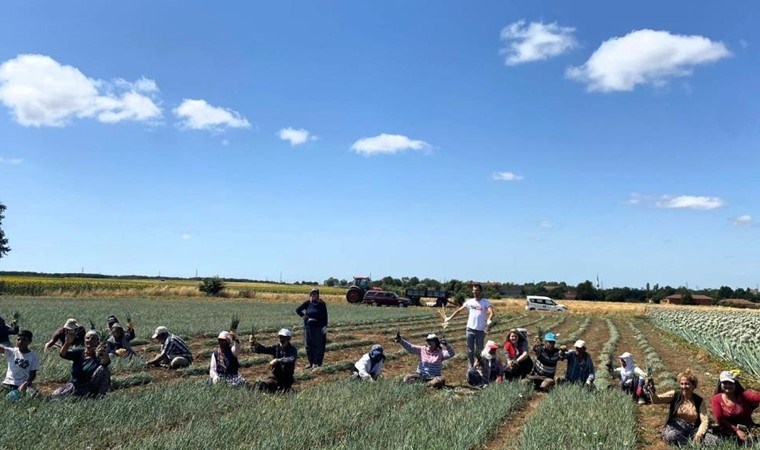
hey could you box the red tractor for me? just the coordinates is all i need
[346,276,375,303]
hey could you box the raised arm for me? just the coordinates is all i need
[446,305,467,321]
[398,337,422,356]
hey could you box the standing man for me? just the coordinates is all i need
[445,283,494,368]
[295,288,328,369]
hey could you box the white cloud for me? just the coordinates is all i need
[500,21,577,65]
[173,99,250,131]
[278,127,313,146]
[0,54,162,126]
[656,195,724,210]
[623,193,651,205]
[0,157,23,165]
[351,133,431,156]
[492,171,524,181]
[732,215,752,226]
[567,29,730,92]
[181,233,191,240]
[540,220,553,228]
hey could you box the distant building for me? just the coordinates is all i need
[564,290,577,300]
[662,294,713,306]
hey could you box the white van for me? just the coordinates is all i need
[525,295,568,312]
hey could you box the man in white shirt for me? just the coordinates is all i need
[1,330,40,397]
[445,283,495,368]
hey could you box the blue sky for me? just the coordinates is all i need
[1,1,758,289]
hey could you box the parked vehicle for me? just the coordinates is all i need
[404,288,451,307]
[525,295,568,312]
[364,290,411,307]
[346,276,373,303]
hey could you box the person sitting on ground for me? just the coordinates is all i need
[529,332,562,391]
[0,316,19,347]
[210,331,246,387]
[650,369,718,446]
[397,332,455,389]
[51,329,111,399]
[105,323,136,359]
[711,370,760,444]
[1,330,39,399]
[351,344,385,381]
[480,340,504,384]
[145,326,193,369]
[606,352,649,405]
[44,318,85,351]
[503,328,533,380]
[561,340,595,388]
[249,328,298,393]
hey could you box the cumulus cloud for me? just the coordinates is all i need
[277,127,314,146]
[0,157,23,165]
[351,133,431,156]
[0,54,162,126]
[656,195,724,210]
[181,233,192,240]
[173,99,250,131]
[492,171,524,181]
[500,20,577,65]
[732,215,753,226]
[567,30,730,92]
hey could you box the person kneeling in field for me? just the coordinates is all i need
[606,352,649,405]
[650,369,718,446]
[250,328,297,393]
[44,318,85,351]
[528,332,562,391]
[52,329,111,399]
[351,344,385,381]
[396,332,454,389]
[1,330,40,399]
[559,340,595,388]
[105,323,135,359]
[146,326,193,369]
[210,331,246,387]
[711,370,760,444]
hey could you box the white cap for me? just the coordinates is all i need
[619,352,632,359]
[217,331,232,341]
[64,318,80,330]
[152,326,169,339]
[574,340,586,349]
[426,333,438,340]
[85,329,99,338]
[719,371,736,383]
[278,328,293,337]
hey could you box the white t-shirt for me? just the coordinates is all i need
[3,347,40,387]
[463,298,491,331]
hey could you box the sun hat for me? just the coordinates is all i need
[152,326,169,339]
[217,331,232,341]
[574,340,586,349]
[486,340,499,350]
[544,332,557,342]
[310,288,320,295]
[85,329,99,338]
[719,371,736,383]
[426,333,438,340]
[278,328,293,337]
[64,318,80,331]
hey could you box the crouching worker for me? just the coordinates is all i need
[105,323,135,359]
[651,369,718,446]
[397,332,454,389]
[607,352,649,405]
[210,331,246,387]
[52,329,111,399]
[44,319,85,351]
[528,332,561,391]
[250,328,297,393]
[467,342,503,387]
[1,330,40,399]
[561,340,595,388]
[146,326,193,369]
[351,344,385,381]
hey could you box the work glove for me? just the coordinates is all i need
[440,338,448,347]
[487,319,492,326]
[321,326,327,335]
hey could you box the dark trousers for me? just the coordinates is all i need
[304,324,326,366]
[254,375,293,393]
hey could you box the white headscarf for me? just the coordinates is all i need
[619,352,636,380]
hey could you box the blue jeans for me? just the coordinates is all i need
[466,328,485,368]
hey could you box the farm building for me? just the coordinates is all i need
[662,294,713,306]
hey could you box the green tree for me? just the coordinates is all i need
[199,276,225,296]
[717,286,734,300]
[0,202,9,259]
[576,280,601,301]
[323,277,339,287]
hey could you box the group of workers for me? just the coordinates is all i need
[1,283,758,446]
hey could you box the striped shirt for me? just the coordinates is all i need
[160,334,193,362]
[400,338,454,378]
[533,345,561,377]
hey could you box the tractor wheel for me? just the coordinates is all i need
[346,289,361,303]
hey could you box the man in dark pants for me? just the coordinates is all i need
[295,288,328,369]
[250,328,298,393]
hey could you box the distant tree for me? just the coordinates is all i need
[646,282,650,292]
[576,280,601,301]
[323,277,339,287]
[199,276,225,296]
[679,287,694,305]
[0,202,9,259]
[408,276,420,287]
[717,286,734,300]
[339,279,348,286]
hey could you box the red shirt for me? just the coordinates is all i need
[711,390,760,432]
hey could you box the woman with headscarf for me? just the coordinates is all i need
[209,331,246,387]
[650,369,718,446]
[503,328,533,380]
[711,370,760,444]
[295,288,328,369]
[607,352,648,404]
[352,344,385,381]
[51,329,111,398]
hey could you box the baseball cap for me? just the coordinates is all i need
[278,328,293,337]
[217,331,232,341]
[574,340,586,349]
[64,318,80,330]
[719,371,736,383]
[486,340,499,350]
[426,333,438,340]
[544,332,557,342]
[152,326,169,339]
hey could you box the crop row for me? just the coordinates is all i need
[626,320,675,389]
